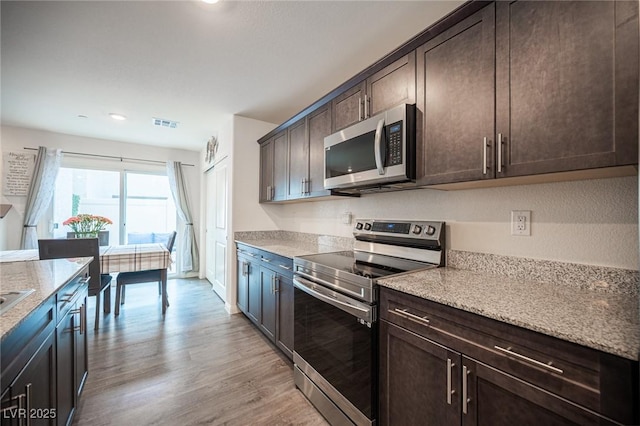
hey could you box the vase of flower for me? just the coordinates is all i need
[64,214,112,246]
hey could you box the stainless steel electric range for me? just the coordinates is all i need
[293,219,445,426]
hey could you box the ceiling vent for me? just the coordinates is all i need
[152,117,178,129]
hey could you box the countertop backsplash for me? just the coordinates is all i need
[447,250,639,295]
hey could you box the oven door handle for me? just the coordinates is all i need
[293,276,374,323]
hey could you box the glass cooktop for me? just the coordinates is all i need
[297,250,429,280]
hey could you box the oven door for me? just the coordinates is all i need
[293,275,377,425]
[324,103,414,190]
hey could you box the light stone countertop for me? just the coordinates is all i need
[0,257,92,341]
[378,267,640,361]
[235,239,348,259]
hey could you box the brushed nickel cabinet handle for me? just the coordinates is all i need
[497,133,503,173]
[391,308,430,327]
[278,264,291,271]
[358,97,363,121]
[25,383,32,426]
[274,277,279,293]
[462,366,470,415]
[494,345,563,374]
[364,94,369,118]
[482,137,488,175]
[446,358,456,405]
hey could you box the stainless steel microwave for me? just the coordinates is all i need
[324,103,416,190]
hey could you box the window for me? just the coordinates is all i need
[51,167,177,273]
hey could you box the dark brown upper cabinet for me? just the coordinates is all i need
[261,103,333,203]
[418,1,638,186]
[259,131,288,202]
[306,103,333,197]
[287,103,333,200]
[496,0,639,178]
[287,117,308,199]
[417,5,496,185]
[332,53,416,133]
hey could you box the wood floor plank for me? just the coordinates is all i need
[73,278,328,426]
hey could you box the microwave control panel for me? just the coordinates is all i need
[386,122,403,166]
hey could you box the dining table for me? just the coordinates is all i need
[0,243,171,313]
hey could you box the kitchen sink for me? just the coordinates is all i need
[0,289,35,315]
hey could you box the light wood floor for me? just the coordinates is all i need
[73,278,328,426]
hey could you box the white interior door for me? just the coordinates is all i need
[205,161,228,300]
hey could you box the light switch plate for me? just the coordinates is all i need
[511,210,531,236]
[342,212,352,225]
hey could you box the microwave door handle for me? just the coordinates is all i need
[374,118,386,175]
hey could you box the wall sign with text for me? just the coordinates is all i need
[3,152,36,196]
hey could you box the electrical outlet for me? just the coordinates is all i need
[342,212,352,225]
[511,210,531,236]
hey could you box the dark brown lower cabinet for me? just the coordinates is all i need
[465,358,617,426]
[380,320,460,426]
[260,267,277,341]
[56,293,87,426]
[0,331,56,426]
[235,244,294,360]
[379,287,637,426]
[275,273,293,358]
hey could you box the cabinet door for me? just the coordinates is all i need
[56,308,75,426]
[332,81,366,132]
[246,260,261,325]
[275,273,294,359]
[260,267,277,342]
[287,118,309,199]
[496,1,639,177]
[259,140,273,202]
[462,357,618,426]
[75,296,87,400]
[8,332,56,426]
[379,320,460,426]
[236,257,249,314]
[367,52,416,118]
[307,104,332,197]
[417,5,496,185]
[272,131,288,201]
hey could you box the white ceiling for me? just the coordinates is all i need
[1,0,463,152]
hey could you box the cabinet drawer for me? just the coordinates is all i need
[380,287,637,424]
[236,244,259,259]
[57,270,89,323]
[258,252,293,277]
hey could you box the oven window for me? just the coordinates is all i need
[325,130,377,178]
[294,287,377,419]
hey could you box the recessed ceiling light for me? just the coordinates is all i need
[77,115,88,119]
[109,113,127,121]
[203,0,219,4]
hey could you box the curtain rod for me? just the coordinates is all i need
[23,147,195,167]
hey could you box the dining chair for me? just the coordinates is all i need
[38,237,112,330]
[115,231,176,315]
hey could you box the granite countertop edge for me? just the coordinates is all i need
[378,269,639,361]
[0,257,92,341]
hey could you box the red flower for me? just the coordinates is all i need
[63,214,112,234]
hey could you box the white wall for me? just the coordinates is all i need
[0,125,201,254]
[231,116,278,232]
[263,176,639,270]
[200,115,276,312]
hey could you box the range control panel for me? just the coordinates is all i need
[353,219,444,242]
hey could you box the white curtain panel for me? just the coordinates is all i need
[21,147,63,249]
[167,161,199,272]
